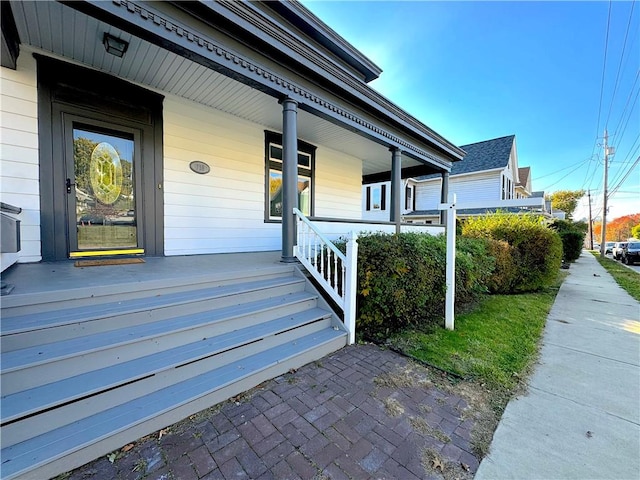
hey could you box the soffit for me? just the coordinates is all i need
[10,0,439,177]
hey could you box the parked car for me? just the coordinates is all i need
[593,242,601,251]
[612,242,628,260]
[622,241,640,265]
[604,242,615,254]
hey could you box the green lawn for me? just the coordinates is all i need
[590,252,640,301]
[390,277,563,391]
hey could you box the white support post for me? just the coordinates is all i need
[344,231,359,344]
[438,193,457,330]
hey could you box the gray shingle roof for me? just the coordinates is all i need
[417,134,515,180]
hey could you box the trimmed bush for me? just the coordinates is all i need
[354,233,493,340]
[462,212,562,292]
[550,219,587,262]
[485,239,519,293]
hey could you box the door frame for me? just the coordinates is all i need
[36,55,164,261]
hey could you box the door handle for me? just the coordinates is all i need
[66,178,75,194]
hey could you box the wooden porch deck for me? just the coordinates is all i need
[1,251,284,302]
[0,252,348,480]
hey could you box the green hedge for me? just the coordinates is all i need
[354,233,492,341]
[550,220,587,262]
[462,212,562,292]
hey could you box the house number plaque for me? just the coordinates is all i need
[189,161,210,175]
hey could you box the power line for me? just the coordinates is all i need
[605,0,637,129]
[589,1,614,164]
[535,157,593,181]
[542,158,592,191]
[611,70,639,138]
[595,1,613,135]
[609,152,640,197]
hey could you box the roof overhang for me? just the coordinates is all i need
[56,0,461,170]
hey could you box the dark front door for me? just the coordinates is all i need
[66,122,143,257]
[37,55,164,261]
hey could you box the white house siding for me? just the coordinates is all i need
[414,180,442,212]
[163,96,364,255]
[361,180,417,221]
[415,171,502,210]
[361,181,390,222]
[0,53,41,268]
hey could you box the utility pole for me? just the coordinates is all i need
[588,190,593,250]
[600,130,609,258]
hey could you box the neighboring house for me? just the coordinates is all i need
[362,179,417,221]
[401,134,546,222]
[0,1,464,478]
[516,166,532,199]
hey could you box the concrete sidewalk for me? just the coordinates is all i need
[476,251,640,480]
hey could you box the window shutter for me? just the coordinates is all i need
[366,187,371,211]
[381,185,386,211]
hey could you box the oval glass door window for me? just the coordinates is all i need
[90,142,123,205]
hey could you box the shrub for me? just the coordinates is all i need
[455,236,494,304]
[462,212,562,292]
[354,233,493,340]
[485,239,519,293]
[550,219,587,262]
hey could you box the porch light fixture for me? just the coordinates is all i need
[103,33,129,58]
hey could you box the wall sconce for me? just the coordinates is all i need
[103,33,129,58]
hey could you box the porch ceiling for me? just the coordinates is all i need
[9,0,434,177]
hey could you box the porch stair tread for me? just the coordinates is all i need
[1,276,304,332]
[1,291,317,372]
[1,307,331,423]
[0,328,347,480]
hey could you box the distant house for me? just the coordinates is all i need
[516,166,532,199]
[404,135,547,222]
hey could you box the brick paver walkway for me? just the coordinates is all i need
[67,344,480,480]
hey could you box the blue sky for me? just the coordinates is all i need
[302,1,639,221]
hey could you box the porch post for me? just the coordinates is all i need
[390,147,402,234]
[440,171,449,226]
[281,97,298,263]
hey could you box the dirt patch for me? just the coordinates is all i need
[383,397,405,417]
[422,447,474,480]
[373,365,432,389]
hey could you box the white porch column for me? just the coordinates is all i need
[281,97,298,263]
[390,147,402,234]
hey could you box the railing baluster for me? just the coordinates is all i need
[292,208,357,344]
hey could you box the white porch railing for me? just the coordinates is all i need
[293,208,358,344]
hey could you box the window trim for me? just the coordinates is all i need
[264,131,316,222]
[365,184,386,211]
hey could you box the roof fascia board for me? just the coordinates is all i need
[363,164,444,184]
[58,0,453,170]
[262,0,382,82]
[1,1,20,69]
[172,1,464,162]
[413,167,504,183]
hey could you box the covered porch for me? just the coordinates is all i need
[1,1,462,478]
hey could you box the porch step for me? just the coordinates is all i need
[0,267,348,480]
[2,275,307,351]
[1,307,332,425]
[2,290,316,389]
[1,329,346,480]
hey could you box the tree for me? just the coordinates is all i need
[592,214,640,241]
[546,190,585,220]
[607,214,640,241]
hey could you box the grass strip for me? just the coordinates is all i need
[590,252,640,301]
[389,277,563,392]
